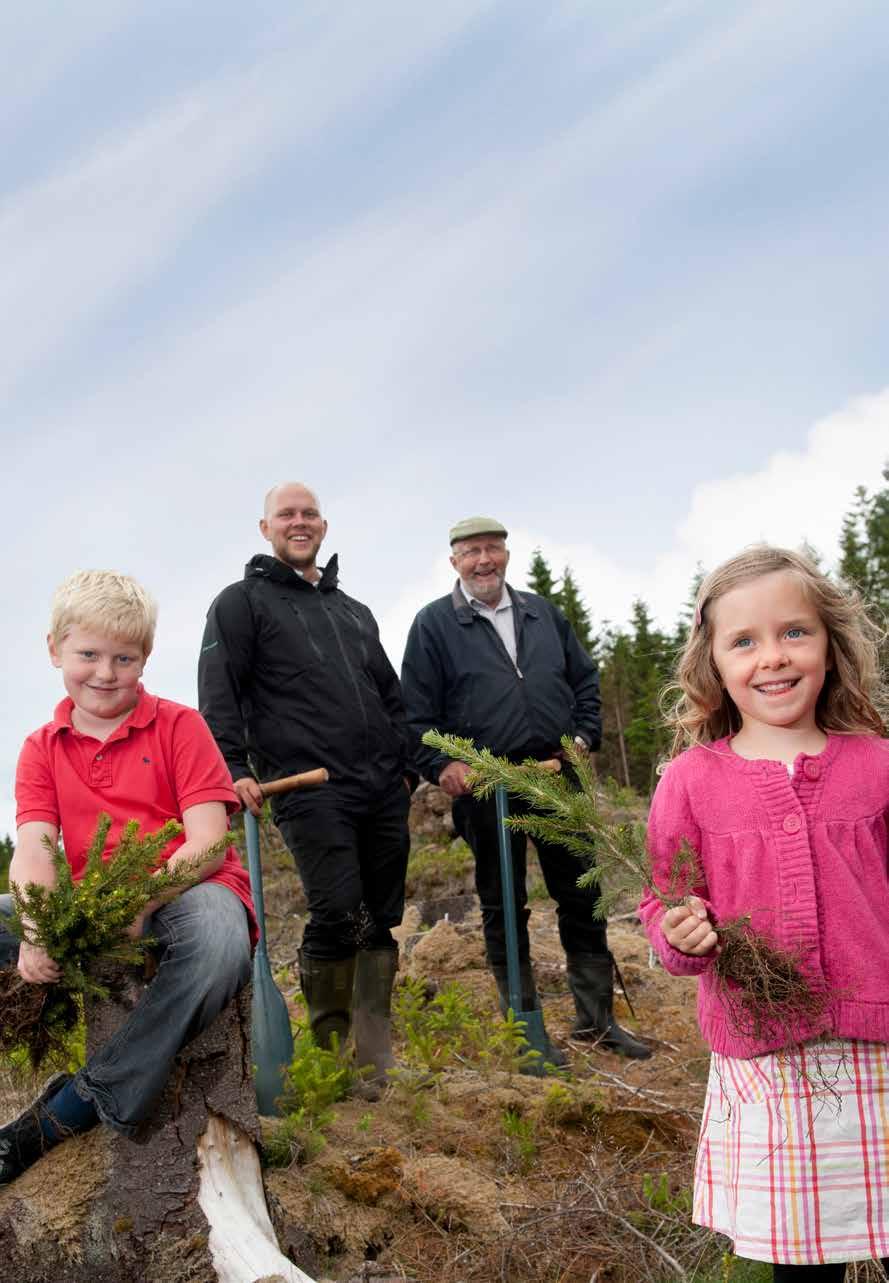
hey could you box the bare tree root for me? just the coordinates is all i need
[0,966,80,1068]
[713,918,832,1047]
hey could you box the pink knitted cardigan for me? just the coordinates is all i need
[639,733,889,1057]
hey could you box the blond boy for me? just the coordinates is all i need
[0,571,255,1184]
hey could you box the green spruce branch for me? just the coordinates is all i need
[1,814,229,1066]
[422,730,677,919]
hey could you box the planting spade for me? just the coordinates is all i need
[494,769,560,1076]
[244,768,328,1115]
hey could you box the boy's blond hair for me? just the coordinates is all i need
[50,570,158,656]
[663,544,887,757]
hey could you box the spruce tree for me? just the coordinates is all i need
[558,566,595,655]
[596,625,633,789]
[673,564,706,649]
[839,492,871,592]
[838,464,889,669]
[527,548,559,601]
[624,600,673,793]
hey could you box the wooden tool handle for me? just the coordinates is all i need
[259,768,329,797]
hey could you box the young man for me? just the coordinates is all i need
[401,517,651,1060]
[199,482,413,1094]
[0,570,254,1184]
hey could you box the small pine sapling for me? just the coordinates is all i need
[422,730,831,1049]
[0,813,228,1066]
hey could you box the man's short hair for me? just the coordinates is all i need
[50,570,158,656]
[448,516,508,545]
[263,482,322,518]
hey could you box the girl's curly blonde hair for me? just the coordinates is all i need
[663,545,887,757]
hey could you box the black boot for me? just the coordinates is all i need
[298,951,356,1049]
[0,1072,71,1185]
[352,948,398,1100]
[491,962,567,1070]
[567,953,651,1059]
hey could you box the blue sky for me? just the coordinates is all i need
[3,1,888,836]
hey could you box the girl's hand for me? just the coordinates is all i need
[18,940,61,984]
[662,895,719,956]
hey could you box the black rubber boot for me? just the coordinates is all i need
[566,953,651,1059]
[352,948,398,1100]
[298,951,356,1050]
[491,962,567,1070]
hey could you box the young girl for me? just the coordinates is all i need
[639,545,889,1282]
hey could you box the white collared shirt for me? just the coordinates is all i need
[459,579,521,673]
[293,566,320,588]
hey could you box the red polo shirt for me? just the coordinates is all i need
[15,686,257,945]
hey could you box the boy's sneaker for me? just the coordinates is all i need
[0,1071,71,1185]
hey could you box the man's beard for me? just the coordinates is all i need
[466,570,504,604]
[278,538,318,569]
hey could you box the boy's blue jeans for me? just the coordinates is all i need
[0,883,251,1135]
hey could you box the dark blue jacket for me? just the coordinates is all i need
[401,581,601,783]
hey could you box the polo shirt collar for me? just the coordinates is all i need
[48,684,158,739]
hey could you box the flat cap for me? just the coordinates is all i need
[449,515,509,545]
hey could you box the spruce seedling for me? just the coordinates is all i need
[422,730,830,1049]
[0,812,228,1066]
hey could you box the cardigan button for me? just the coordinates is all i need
[803,760,820,780]
[782,814,801,834]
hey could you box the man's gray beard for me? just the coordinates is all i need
[466,572,504,605]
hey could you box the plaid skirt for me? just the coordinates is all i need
[694,1040,889,1265]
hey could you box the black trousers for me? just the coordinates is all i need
[452,789,607,967]
[276,780,410,961]
[773,1262,889,1280]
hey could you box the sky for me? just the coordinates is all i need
[3,1,889,837]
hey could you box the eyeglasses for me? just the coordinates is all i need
[452,542,507,563]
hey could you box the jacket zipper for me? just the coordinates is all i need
[476,616,523,679]
[323,599,370,758]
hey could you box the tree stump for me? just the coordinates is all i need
[0,976,315,1283]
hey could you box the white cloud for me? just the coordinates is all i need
[656,389,889,615]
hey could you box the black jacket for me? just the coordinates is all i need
[199,554,410,797]
[401,581,602,783]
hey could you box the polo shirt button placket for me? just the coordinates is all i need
[91,749,112,789]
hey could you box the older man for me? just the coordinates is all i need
[401,517,650,1059]
[199,482,413,1092]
